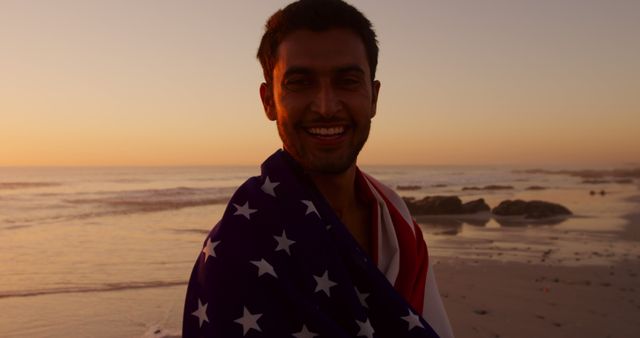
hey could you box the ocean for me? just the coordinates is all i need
[1,164,638,337]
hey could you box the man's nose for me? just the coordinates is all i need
[310,81,341,117]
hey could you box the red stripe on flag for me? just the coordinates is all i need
[362,173,430,314]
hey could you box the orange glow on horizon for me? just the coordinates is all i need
[1,0,639,167]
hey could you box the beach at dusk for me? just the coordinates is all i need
[1,165,638,337]
[2,0,640,337]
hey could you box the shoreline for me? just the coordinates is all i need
[431,193,640,337]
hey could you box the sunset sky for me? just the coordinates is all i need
[1,0,638,167]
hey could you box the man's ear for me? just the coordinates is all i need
[260,83,276,121]
[370,80,381,118]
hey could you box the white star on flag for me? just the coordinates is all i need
[191,298,209,328]
[356,317,375,338]
[313,270,337,297]
[273,229,295,255]
[233,201,257,220]
[401,309,424,331]
[293,324,318,338]
[355,286,370,309]
[261,176,280,197]
[201,238,220,263]
[250,258,277,278]
[234,306,262,335]
[301,200,319,217]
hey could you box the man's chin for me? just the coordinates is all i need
[303,153,357,175]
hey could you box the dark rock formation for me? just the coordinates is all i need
[492,200,572,219]
[525,185,547,190]
[404,196,461,214]
[404,196,490,215]
[461,199,491,213]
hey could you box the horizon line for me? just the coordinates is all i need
[1,162,638,169]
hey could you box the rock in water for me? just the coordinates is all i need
[492,200,572,219]
[405,196,462,214]
[405,196,490,215]
[461,198,491,213]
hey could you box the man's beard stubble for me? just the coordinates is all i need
[277,119,370,175]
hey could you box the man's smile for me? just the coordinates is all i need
[305,125,348,138]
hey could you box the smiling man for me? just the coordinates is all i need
[183,1,452,337]
[260,27,380,254]
[262,28,377,175]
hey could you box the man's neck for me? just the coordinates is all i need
[308,165,358,218]
[308,163,372,254]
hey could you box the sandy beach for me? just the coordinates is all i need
[1,166,638,337]
[432,211,640,338]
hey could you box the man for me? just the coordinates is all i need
[183,1,453,337]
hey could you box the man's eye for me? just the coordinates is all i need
[284,78,312,90]
[338,77,361,88]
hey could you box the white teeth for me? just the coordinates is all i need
[307,126,345,136]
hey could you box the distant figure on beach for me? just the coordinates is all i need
[182,1,453,337]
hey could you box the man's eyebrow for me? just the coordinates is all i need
[283,65,366,78]
[335,65,366,75]
[283,67,312,78]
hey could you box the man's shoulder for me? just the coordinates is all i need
[209,175,276,235]
[208,168,319,246]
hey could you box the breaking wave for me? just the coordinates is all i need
[67,186,230,204]
[2,186,233,227]
[64,186,231,212]
[0,181,60,190]
[0,280,187,299]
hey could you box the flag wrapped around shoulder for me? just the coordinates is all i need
[182,150,441,337]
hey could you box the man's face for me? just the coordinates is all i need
[260,28,380,174]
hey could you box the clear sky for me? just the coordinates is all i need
[1,0,638,167]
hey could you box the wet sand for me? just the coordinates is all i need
[435,258,640,338]
[434,209,640,338]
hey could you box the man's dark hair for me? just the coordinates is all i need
[257,0,379,86]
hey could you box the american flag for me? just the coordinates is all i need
[182,150,441,337]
